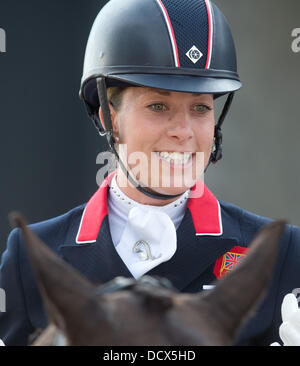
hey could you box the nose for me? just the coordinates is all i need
[166,111,193,143]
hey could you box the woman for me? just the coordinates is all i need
[0,0,300,346]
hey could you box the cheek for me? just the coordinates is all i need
[194,120,215,148]
[120,116,161,151]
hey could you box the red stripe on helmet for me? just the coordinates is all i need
[156,0,180,67]
[204,0,213,69]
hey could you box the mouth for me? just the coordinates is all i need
[154,151,194,166]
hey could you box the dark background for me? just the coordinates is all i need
[0,0,109,254]
[0,0,300,255]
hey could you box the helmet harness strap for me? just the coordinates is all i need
[207,91,235,168]
[95,77,234,200]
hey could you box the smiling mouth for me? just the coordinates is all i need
[154,151,194,165]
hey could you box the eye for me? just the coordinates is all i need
[193,104,212,113]
[148,103,167,112]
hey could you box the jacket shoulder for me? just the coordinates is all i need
[2,202,86,276]
[219,200,272,225]
[23,203,86,251]
[219,200,273,242]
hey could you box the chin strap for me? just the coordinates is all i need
[94,77,234,200]
[208,91,235,165]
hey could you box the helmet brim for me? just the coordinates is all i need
[107,73,242,95]
[81,73,242,112]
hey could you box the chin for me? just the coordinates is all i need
[152,187,189,197]
[148,179,197,195]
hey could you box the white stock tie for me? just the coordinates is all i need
[115,205,177,279]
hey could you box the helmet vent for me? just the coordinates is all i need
[159,0,210,69]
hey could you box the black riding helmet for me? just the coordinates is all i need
[79,0,242,200]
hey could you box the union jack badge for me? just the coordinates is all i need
[213,246,248,279]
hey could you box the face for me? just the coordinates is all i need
[100,87,215,202]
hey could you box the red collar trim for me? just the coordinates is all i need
[187,180,223,236]
[75,172,115,244]
[76,172,222,244]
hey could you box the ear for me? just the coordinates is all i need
[9,211,106,342]
[99,104,118,133]
[194,220,286,345]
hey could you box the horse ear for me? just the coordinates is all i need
[9,211,101,342]
[195,220,286,345]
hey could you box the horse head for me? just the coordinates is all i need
[9,212,285,346]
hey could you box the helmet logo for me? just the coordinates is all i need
[186,45,203,64]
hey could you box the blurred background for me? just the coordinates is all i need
[0,0,299,255]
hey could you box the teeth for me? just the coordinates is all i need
[156,151,192,164]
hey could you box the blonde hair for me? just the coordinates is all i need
[105,86,128,166]
[107,86,128,111]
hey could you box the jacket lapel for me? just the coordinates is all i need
[59,216,133,284]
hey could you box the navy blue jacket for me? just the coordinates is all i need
[1,173,300,346]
